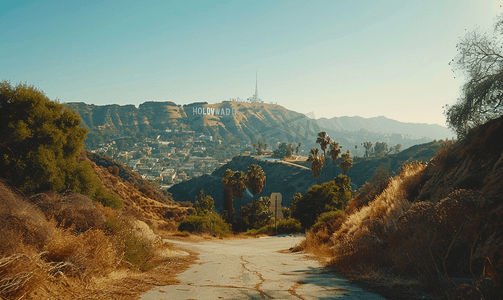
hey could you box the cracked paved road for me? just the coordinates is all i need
[141,235,385,300]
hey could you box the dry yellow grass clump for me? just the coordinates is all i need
[331,162,426,269]
[0,182,116,299]
[0,179,192,299]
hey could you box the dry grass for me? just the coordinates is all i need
[0,180,196,299]
[331,162,427,269]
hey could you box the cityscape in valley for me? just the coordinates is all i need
[67,76,452,192]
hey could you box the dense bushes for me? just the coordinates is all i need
[291,175,352,228]
[177,214,232,236]
[235,196,272,232]
[178,190,232,236]
[244,219,302,235]
[0,80,122,209]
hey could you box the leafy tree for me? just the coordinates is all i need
[329,141,342,174]
[307,147,324,181]
[193,189,215,216]
[253,141,266,155]
[316,131,331,179]
[237,196,272,231]
[388,143,402,154]
[290,177,351,228]
[374,142,388,157]
[273,142,293,158]
[0,81,122,208]
[339,150,353,174]
[245,164,266,227]
[445,16,503,137]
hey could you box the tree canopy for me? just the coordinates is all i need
[272,142,294,158]
[446,16,503,137]
[290,175,352,228]
[0,80,122,208]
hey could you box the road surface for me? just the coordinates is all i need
[141,235,385,300]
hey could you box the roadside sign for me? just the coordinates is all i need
[269,193,283,219]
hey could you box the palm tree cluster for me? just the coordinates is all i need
[309,131,352,181]
[221,164,266,224]
[246,164,267,227]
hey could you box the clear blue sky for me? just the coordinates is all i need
[1,0,500,126]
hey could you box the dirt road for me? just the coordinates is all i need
[141,235,385,300]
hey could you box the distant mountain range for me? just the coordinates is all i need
[65,101,453,151]
[317,116,452,140]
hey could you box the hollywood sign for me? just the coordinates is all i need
[192,107,236,116]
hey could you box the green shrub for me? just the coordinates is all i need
[177,214,232,237]
[291,176,352,229]
[313,210,344,230]
[244,219,302,235]
[276,218,302,233]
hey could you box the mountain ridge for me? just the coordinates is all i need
[66,101,452,152]
[316,115,451,140]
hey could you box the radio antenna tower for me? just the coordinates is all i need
[248,72,262,103]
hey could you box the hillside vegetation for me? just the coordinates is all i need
[0,81,192,299]
[169,141,442,211]
[302,116,503,299]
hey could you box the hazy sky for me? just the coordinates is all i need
[2,0,501,126]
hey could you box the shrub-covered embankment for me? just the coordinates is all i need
[303,116,503,299]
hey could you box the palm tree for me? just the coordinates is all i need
[307,147,324,181]
[296,142,302,155]
[230,170,246,202]
[222,169,246,222]
[339,150,353,175]
[222,169,234,222]
[316,131,331,179]
[246,164,266,228]
[329,141,342,175]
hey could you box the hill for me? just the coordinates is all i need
[83,151,190,229]
[168,141,443,211]
[65,101,449,152]
[66,101,319,147]
[317,115,452,140]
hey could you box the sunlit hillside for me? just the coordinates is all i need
[302,116,503,299]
